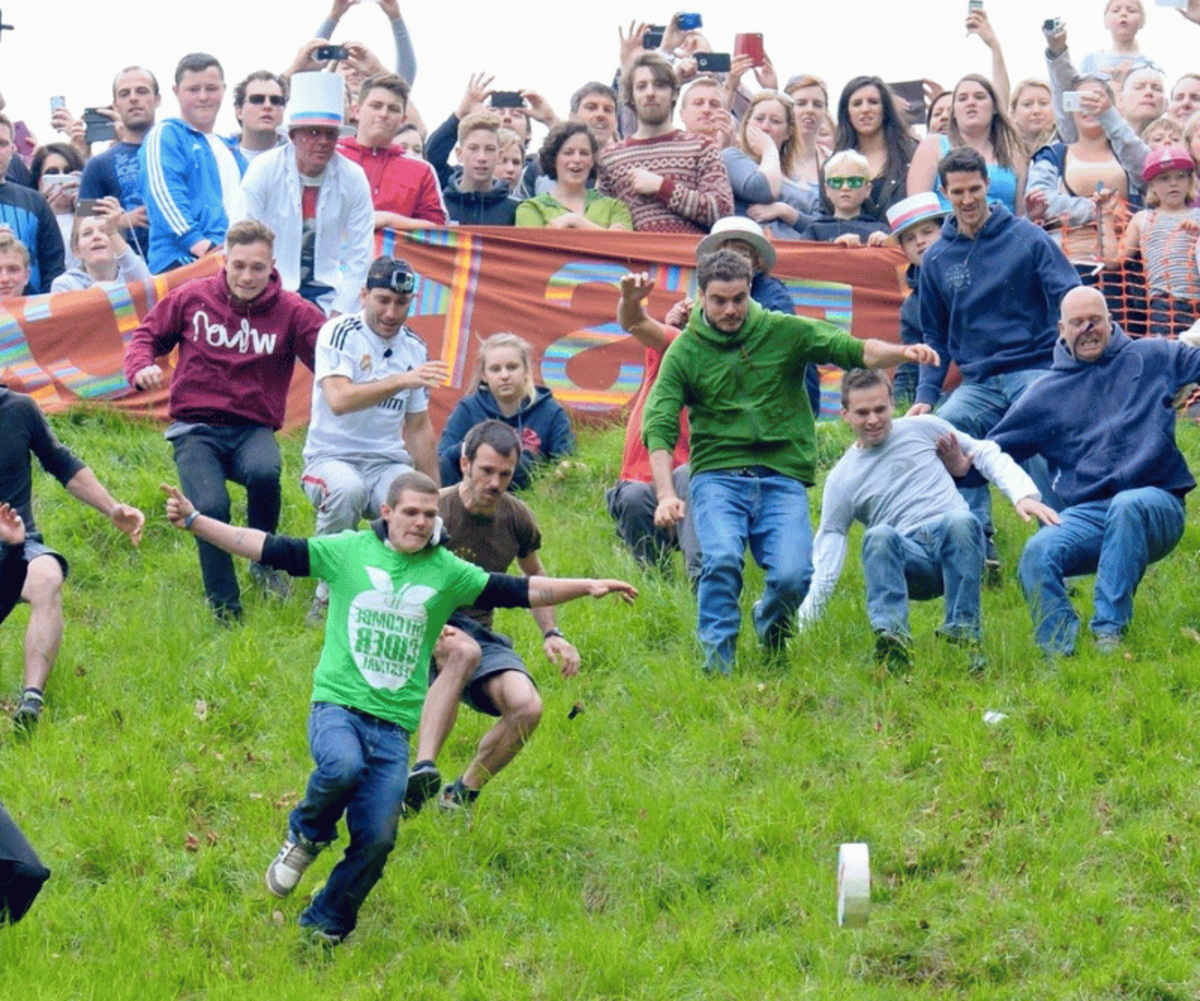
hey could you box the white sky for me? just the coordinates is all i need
[2,0,1198,143]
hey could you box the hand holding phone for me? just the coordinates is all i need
[695,53,731,74]
[315,44,349,62]
[733,33,764,68]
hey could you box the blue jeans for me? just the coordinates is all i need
[861,510,984,639]
[690,470,812,672]
[1017,488,1185,655]
[936,369,1056,539]
[291,702,409,939]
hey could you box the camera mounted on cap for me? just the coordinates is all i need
[366,257,417,295]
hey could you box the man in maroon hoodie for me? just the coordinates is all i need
[337,73,446,232]
[125,219,324,621]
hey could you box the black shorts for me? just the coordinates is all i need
[18,533,70,581]
[432,611,536,718]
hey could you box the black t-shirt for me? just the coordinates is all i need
[0,387,85,532]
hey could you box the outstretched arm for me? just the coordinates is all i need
[527,576,637,606]
[161,484,266,561]
[861,338,939,370]
[66,468,144,545]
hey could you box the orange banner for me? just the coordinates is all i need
[1,229,908,428]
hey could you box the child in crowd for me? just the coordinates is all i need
[799,150,890,246]
[442,113,518,225]
[1080,0,1161,78]
[1111,146,1200,336]
[885,192,948,405]
[493,127,525,193]
[51,201,152,294]
[1144,115,1184,151]
[439,332,575,489]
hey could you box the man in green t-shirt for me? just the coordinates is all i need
[162,472,635,946]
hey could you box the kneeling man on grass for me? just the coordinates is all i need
[162,471,636,946]
[798,369,1057,670]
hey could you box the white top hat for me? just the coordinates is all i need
[287,72,343,131]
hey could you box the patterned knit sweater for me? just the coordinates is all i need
[596,130,734,234]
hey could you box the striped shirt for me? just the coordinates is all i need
[596,130,733,234]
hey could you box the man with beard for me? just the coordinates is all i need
[402,420,584,815]
[642,249,938,674]
[596,53,733,233]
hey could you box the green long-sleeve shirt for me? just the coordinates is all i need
[642,299,865,484]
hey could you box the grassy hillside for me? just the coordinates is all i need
[2,406,1200,1000]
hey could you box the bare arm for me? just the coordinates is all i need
[65,467,144,545]
[161,484,266,561]
[907,136,942,197]
[321,360,448,416]
[518,551,581,677]
[617,272,671,353]
[526,575,637,607]
[649,448,686,528]
[861,338,940,370]
[403,410,440,483]
[967,10,1011,108]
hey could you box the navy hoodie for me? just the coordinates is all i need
[439,384,575,489]
[987,326,1200,507]
[441,175,519,226]
[915,203,1080,407]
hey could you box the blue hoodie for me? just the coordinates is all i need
[915,202,1080,407]
[439,384,575,489]
[987,326,1200,507]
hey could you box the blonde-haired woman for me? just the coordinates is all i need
[721,90,812,237]
[438,332,575,489]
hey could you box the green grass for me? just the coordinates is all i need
[3,407,1200,999]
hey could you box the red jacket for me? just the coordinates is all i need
[337,137,447,225]
[123,270,323,429]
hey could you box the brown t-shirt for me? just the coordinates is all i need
[438,486,542,629]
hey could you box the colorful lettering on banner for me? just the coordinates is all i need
[540,261,693,410]
[4,258,219,417]
[0,297,61,404]
[45,279,160,399]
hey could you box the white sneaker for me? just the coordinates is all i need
[265,836,322,897]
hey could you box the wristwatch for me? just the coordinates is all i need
[543,627,565,641]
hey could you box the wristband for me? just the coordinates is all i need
[183,510,199,531]
[543,627,565,641]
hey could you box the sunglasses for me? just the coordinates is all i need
[246,94,286,106]
[825,176,867,189]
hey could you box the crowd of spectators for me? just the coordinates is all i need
[1,2,1199,322]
